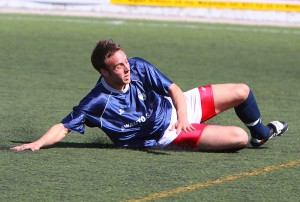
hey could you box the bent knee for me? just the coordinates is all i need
[235,83,250,103]
[232,127,249,147]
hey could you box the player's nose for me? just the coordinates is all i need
[124,64,130,71]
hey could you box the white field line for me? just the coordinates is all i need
[1,15,300,35]
[1,7,300,28]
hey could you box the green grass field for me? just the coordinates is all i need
[0,13,299,201]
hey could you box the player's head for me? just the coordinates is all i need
[91,39,131,90]
[91,39,122,72]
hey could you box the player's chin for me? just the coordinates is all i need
[124,78,131,83]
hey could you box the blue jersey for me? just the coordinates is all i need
[61,57,173,148]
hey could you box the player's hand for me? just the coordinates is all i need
[10,142,41,151]
[171,119,195,134]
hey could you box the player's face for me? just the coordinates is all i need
[102,50,131,91]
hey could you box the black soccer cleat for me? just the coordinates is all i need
[250,121,288,148]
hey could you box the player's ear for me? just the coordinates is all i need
[99,68,109,77]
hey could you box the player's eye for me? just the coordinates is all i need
[114,64,124,71]
[113,65,121,71]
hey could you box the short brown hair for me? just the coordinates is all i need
[91,39,121,71]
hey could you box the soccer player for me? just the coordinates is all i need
[11,39,288,152]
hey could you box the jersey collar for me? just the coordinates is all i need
[101,77,129,94]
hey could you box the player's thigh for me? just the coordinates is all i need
[198,125,249,151]
[212,83,250,114]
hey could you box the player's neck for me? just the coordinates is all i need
[101,78,129,93]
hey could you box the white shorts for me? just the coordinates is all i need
[155,85,217,149]
[155,87,202,148]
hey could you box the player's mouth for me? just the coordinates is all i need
[124,74,130,81]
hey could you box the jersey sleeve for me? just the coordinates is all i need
[61,110,86,134]
[129,57,173,95]
[61,81,105,134]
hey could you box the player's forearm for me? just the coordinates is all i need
[168,83,188,119]
[34,123,69,148]
[168,83,195,132]
[11,123,69,151]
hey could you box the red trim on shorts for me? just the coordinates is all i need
[170,85,216,150]
[171,124,208,149]
[198,85,216,123]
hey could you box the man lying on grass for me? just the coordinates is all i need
[11,39,288,152]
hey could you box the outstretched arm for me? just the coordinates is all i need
[168,83,195,134]
[10,123,69,151]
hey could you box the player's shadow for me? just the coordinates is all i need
[8,141,266,154]
[245,145,269,150]
[8,141,170,155]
